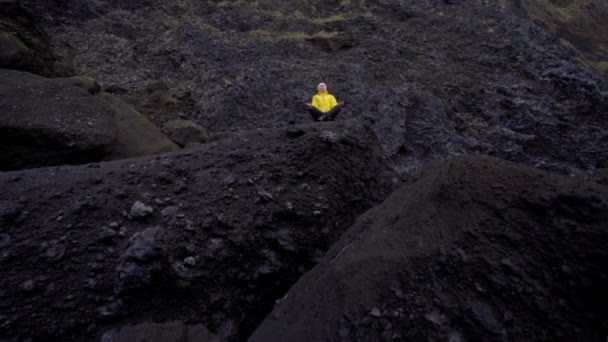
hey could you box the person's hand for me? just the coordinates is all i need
[339,101,346,107]
[305,102,313,107]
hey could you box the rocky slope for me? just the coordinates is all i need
[0,121,397,341]
[250,155,608,341]
[525,0,608,72]
[17,0,608,176]
[1,1,607,341]
[0,0,69,76]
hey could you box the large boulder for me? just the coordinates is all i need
[250,156,608,342]
[0,121,397,341]
[0,69,117,170]
[0,69,181,170]
[162,119,209,147]
[95,92,179,160]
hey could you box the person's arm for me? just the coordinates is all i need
[330,95,338,109]
[333,95,345,107]
[311,95,320,109]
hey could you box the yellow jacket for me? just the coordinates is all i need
[312,91,338,113]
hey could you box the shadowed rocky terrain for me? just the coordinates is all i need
[0,121,397,341]
[249,156,608,341]
[1,0,608,341]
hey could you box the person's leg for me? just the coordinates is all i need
[327,105,343,121]
[309,107,324,122]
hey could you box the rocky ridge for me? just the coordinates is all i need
[0,121,396,341]
[250,155,608,341]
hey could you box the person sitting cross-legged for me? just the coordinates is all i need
[305,82,345,122]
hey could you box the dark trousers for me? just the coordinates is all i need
[309,104,343,122]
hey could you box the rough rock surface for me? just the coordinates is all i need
[579,167,608,186]
[96,92,180,160]
[0,121,396,341]
[19,0,608,176]
[0,32,30,70]
[57,75,102,95]
[525,0,608,71]
[0,69,117,171]
[249,155,608,342]
[2,1,608,341]
[0,0,68,76]
[162,119,209,147]
[100,321,218,342]
[0,69,180,170]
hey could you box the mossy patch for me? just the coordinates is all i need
[527,0,608,72]
[0,32,32,69]
[528,0,600,23]
[596,61,608,73]
[212,0,372,27]
[0,32,29,53]
[250,29,338,42]
[313,14,346,25]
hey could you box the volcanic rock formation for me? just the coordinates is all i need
[250,155,608,342]
[0,121,396,341]
[15,0,608,175]
[1,1,607,341]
